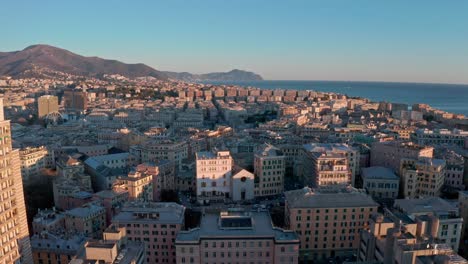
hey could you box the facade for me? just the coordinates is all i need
[459,191,468,237]
[176,210,299,264]
[63,89,87,112]
[31,232,86,264]
[399,158,446,198]
[254,144,286,197]
[413,128,468,147]
[231,168,255,201]
[64,203,107,239]
[301,143,360,186]
[284,186,378,262]
[370,141,433,173]
[359,209,467,264]
[19,146,50,184]
[301,144,353,187]
[112,202,185,264]
[137,140,188,170]
[196,151,233,203]
[394,198,463,251]
[37,95,59,118]
[113,166,154,201]
[0,98,33,264]
[361,166,399,200]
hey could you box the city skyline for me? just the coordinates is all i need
[1,0,468,84]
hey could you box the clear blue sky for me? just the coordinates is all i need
[1,0,468,83]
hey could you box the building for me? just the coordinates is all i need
[231,168,255,201]
[413,128,468,147]
[0,97,33,264]
[254,144,286,197]
[113,165,154,201]
[135,139,188,170]
[196,150,233,204]
[458,191,468,237]
[301,144,353,187]
[359,209,467,264]
[38,95,59,118]
[284,186,378,262]
[176,209,299,264]
[64,203,107,239]
[63,89,87,112]
[19,146,50,184]
[394,198,463,251]
[361,166,399,201]
[112,202,185,264]
[72,224,145,264]
[31,232,86,264]
[399,158,446,198]
[370,141,433,174]
[92,189,129,226]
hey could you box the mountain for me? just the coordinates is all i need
[163,69,263,82]
[0,44,168,79]
[0,44,263,81]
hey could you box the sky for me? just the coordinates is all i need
[1,0,468,84]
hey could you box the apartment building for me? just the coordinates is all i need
[359,209,467,264]
[37,95,59,118]
[361,166,399,201]
[285,186,378,262]
[413,128,468,147]
[302,143,358,186]
[254,144,286,197]
[19,146,51,184]
[0,98,33,264]
[196,150,233,204]
[399,158,446,198]
[112,202,185,264]
[64,203,107,239]
[394,198,463,251]
[176,210,299,264]
[370,141,433,173]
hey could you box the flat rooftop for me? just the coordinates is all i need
[285,186,378,209]
[176,210,298,243]
[361,166,399,180]
[394,197,459,216]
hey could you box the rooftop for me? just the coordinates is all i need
[394,197,459,217]
[176,210,298,243]
[285,186,378,209]
[113,202,185,224]
[361,166,399,180]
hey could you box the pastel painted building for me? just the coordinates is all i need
[399,158,445,198]
[112,202,185,264]
[285,186,378,262]
[176,210,299,264]
[361,166,399,200]
[254,144,286,197]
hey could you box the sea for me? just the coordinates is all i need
[201,80,468,116]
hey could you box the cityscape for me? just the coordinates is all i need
[1,1,468,264]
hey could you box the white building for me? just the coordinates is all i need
[196,151,233,203]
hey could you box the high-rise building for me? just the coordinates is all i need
[0,97,33,263]
[63,90,87,112]
[37,95,59,118]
